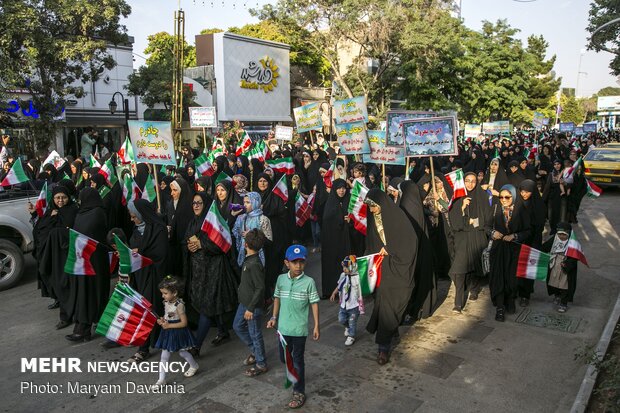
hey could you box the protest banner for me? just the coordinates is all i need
[189,107,217,128]
[583,122,597,133]
[334,121,371,155]
[482,120,510,135]
[385,110,436,146]
[402,116,458,157]
[464,124,481,139]
[333,96,369,124]
[293,102,323,133]
[128,120,176,166]
[275,125,294,141]
[362,131,406,165]
[559,122,575,133]
[574,126,584,136]
[532,112,545,129]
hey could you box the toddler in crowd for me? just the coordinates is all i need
[330,255,363,346]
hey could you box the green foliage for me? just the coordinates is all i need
[524,35,562,110]
[0,0,131,149]
[587,0,620,76]
[597,86,620,96]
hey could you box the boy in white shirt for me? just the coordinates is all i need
[329,255,363,346]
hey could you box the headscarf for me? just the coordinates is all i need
[127,200,146,235]
[233,174,249,195]
[78,187,103,212]
[234,191,265,266]
[518,179,546,227]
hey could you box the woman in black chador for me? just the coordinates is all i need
[487,184,531,322]
[397,180,437,321]
[166,178,194,277]
[65,187,110,341]
[320,179,352,298]
[364,189,417,366]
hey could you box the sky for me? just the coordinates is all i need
[124,0,618,98]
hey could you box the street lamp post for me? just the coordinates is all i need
[108,91,130,139]
[576,49,587,98]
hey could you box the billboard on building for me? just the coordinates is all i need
[597,96,620,111]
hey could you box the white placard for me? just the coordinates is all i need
[275,125,293,141]
[189,107,217,128]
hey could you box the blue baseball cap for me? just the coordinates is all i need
[285,245,307,261]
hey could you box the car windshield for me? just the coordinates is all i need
[584,150,620,162]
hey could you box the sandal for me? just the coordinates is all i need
[287,392,306,409]
[244,365,268,377]
[243,354,256,366]
[128,351,150,363]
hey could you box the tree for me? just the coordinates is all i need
[596,86,620,96]
[523,35,562,110]
[126,32,196,116]
[559,95,585,124]
[587,0,620,76]
[0,0,131,150]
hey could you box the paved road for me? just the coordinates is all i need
[1,190,619,413]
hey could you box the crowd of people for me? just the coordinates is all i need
[1,127,614,409]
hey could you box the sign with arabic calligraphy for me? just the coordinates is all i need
[386,111,436,146]
[333,96,368,124]
[362,131,406,165]
[559,122,575,132]
[574,126,584,136]
[189,107,217,128]
[402,116,459,157]
[334,121,370,155]
[240,56,280,93]
[482,120,510,135]
[464,124,481,139]
[128,120,176,166]
[293,102,323,133]
[583,121,597,133]
[532,112,545,130]
[274,125,294,141]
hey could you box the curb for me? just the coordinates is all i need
[571,291,620,413]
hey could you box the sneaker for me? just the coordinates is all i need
[452,306,462,314]
[557,305,568,313]
[345,336,355,346]
[184,366,199,377]
[344,327,349,337]
[152,379,166,390]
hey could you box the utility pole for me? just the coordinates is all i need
[172,8,185,152]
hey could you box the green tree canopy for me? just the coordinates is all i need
[587,0,620,76]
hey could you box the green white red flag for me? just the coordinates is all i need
[89,154,101,168]
[586,179,602,198]
[566,231,588,266]
[276,330,300,388]
[516,244,550,281]
[1,158,29,186]
[445,168,467,209]
[64,229,99,276]
[201,201,233,252]
[348,181,368,235]
[266,157,295,175]
[207,146,225,163]
[35,182,51,217]
[194,153,215,177]
[117,137,134,164]
[295,192,315,227]
[141,174,157,203]
[357,253,384,296]
[113,234,153,274]
[247,140,268,162]
[95,284,156,346]
[214,171,232,186]
[99,158,118,186]
[323,162,336,188]
[235,131,253,156]
[122,174,141,206]
[272,174,288,202]
[562,157,582,184]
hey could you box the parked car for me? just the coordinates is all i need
[583,147,620,187]
[0,189,37,290]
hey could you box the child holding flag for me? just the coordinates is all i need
[267,245,320,409]
[329,255,362,346]
[542,222,579,313]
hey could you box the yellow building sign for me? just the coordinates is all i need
[240,56,280,93]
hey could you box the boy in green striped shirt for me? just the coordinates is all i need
[267,244,320,409]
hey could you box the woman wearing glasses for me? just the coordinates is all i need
[487,184,531,322]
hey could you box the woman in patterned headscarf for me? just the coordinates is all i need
[232,191,272,267]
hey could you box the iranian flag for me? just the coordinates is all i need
[272,174,288,202]
[89,154,101,168]
[194,153,216,176]
[516,244,550,281]
[141,174,157,203]
[357,253,384,296]
[276,330,300,388]
[1,158,29,186]
[42,150,66,170]
[295,192,315,227]
[116,282,154,310]
[445,168,467,209]
[207,146,225,163]
[35,182,51,218]
[266,157,295,175]
[114,234,153,274]
[348,181,368,235]
[64,229,99,276]
[566,231,588,266]
[117,137,134,164]
[95,284,156,346]
[99,158,118,186]
[247,140,268,162]
[122,174,141,206]
[562,157,582,184]
[586,179,602,198]
[201,201,233,252]
[323,162,336,189]
[235,131,253,156]
[214,171,232,186]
